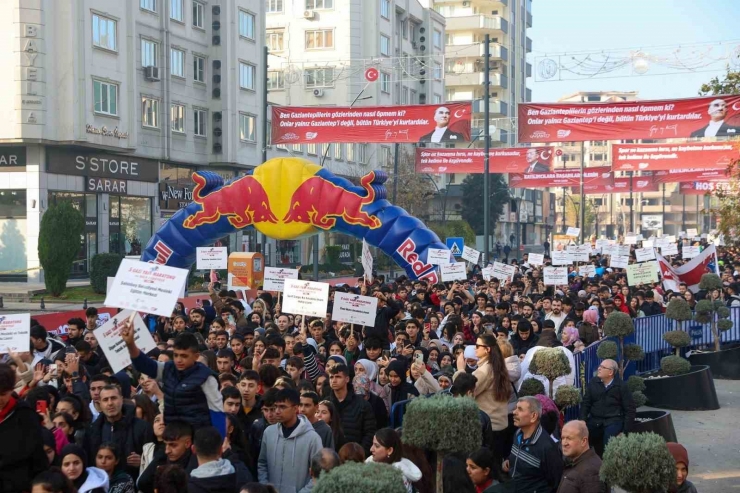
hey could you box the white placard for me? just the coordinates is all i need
[94,311,156,374]
[427,248,451,265]
[661,242,679,256]
[492,262,516,282]
[543,266,568,286]
[332,292,378,327]
[105,259,189,317]
[107,276,115,294]
[196,247,228,270]
[610,255,630,269]
[595,239,611,249]
[283,279,330,318]
[361,240,373,283]
[635,247,656,262]
[626,262,659,286]
[624,234,638,245]
[440,262,468,282]
[617,245,631,257]
[551,251,573,266]
[665,235,676,243]
[579,265,596,278]
[0,313,30,353]
[461,246,481,264]
[601,244,618,256]
[566,227,581,237]
[683,245,701,259]
[528,253,544,266]
[263,267,299,292]
[686,228,698,237]
[572,245,591,263]
[481,266,494,281]
[642,240,654,249]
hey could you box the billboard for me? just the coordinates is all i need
[414,146,557,174]
[271,102,472,144]
[653,168,729,183]
[641,214,664,230]
[612,142,739,172]
[571,176,659,194]
[509,166,613,188]
[518,94,740,143]
[678,181,736,195]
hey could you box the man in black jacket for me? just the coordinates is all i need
[639,290,663,316]
[188,426,253,493]
[510,319,539,357]
[371,291,402,348]
[138,420,198,493]
[580,359,636,457]
[328,364,376,456]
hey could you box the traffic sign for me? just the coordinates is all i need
[446,237,464,257]
[364,67,379,82]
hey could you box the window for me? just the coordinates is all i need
[170,48,185,77]
[291,143,302,153]
[321,143,330,156]
[268,71,285,90]
[401,87,408,104]
[381,0,390,19]
[402,19,408,39]
[141,39,158,67]
[194,108,206,136]
[433,63,442,79]
[307,143,318,155]
[266,0,283,13]
[193,55,205,82]
[192,1,204,28]
[305,68,334,88]
[142,97,159,128]
[358,144,367,164]
[381,146,392,166]
[267,30,284,51]
[346,143,355,162]
[170,0,183,21]
[239,10,255,39]
[239,114,256,142]
[380,35,390,56]
[239,62,255,90]
[171,104,185,133]
[305,30,333,49]
[433,93,442,104]
[334,144,342,160]
[141,0,156,12]
[433,29,442,49]
[410,23,417,43]
[92,13,117,51]
[93,80,118,116]
[410,89,417,104]
[306,0,333,8]
[380,72,390,93]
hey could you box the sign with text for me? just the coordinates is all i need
[635,247,656,262]
[627,262,659,286]
[0,313,30,353]
[509,166,613,189]
[519,95,740,143]
[683,245,701,259]
[612,142,740,171]
[686,228,698,237]
[427,248,452,265]
[528,253,544,266]
[624,235,638,245]
[283,279,330,318]
[654,168,728,184]
[415,146,556,174]
[572,245,591,262]
[272,103,472,144]
[579,265,596,278]
[461,245,481,264]
[492,262,517,282]
[86,177,128,195]
[94,311,156,374]
[263,267,299,292]
[574,176,659,194]
[481,266,494,282]
[679,181,735,195]
[46,148,159,182]
[610,255,630,269]
[332,292,378,327]
[551,251,573,266]
[105,259,188,316]
[543,266,568,286]
[440,262,468,282]
[566,227,581,237]
[196,247,228,270]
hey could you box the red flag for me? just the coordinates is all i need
[655,244,720,293]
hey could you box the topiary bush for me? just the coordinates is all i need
[632,391,648,408]
[38,202,84,297]
[314,462,406,493]
[554,384,581,409]
[627,375,646,393]
[600,432,676,493]
[663,331,692,356]
[596,340,618,360]
[90,253,124,294]
[698,272,723,291]
[665,297,693,327]
[694,284,734,351]
[602,312,645,380]
[660,355,692,376]
[518,378,545,397]
[528,348,571,399]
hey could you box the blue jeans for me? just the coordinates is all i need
[589,420,623,457]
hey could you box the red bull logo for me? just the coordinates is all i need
[283,171,381,229]
[183,174,279,229]
[397,238,438,283]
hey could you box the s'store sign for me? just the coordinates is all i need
[46,148,159,182]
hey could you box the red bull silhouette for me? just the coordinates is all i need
[283,171,381,229]
[183,173,279,229]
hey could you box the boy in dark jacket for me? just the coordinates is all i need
[188,426,253,493]
[138,420,198,493]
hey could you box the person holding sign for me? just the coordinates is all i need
[120,321,225,432]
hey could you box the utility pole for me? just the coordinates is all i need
[261,45,269,262]
[579,141,585,244]
[389,143,399,280]
[662,183,666,236]
[628,171,634,233]
[483,34,491,265]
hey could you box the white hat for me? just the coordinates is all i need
[463,345,479,361]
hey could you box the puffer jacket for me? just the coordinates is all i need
[330,388,377,455]
[365,456,422,493]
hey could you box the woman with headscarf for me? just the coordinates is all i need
[560,326,581,352]
[387,359,419,405]
[59,444,108,493]
[354,359,390,412]
[667,442,698,493]
[578,309,601,346]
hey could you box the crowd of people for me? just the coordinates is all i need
[2,241,735,493]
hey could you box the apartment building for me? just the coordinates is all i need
[0,0,265,282]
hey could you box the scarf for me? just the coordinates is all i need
[0,395,17,423]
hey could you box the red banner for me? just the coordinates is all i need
[414,146,557,174]
[271,103,472,144]
[678,181,736,195]
[36,308,119,338]
[653,168,729,183]
[612,142,739,172]
[509,166,613,188]
[571,177,658,194]
[518,95,740,143]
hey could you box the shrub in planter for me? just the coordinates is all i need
[660,355,692,376]
[628,374,648,407]
[694,274,734,352]
[38,202,84,297]
[528,347,571,399]
[665,297,693,329]
[662,331,692,356]
[600,432,676,493]
[314,462,406,493]
[90,253,124,294]
[518,378,545,397]
[554,385,581,410]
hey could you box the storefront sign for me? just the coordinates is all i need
[0,147,26,167]
[85,218,97,233]
[47,148,159,182]
[159,183,193,210]
[86,177,128,195]
[85,124,130,139]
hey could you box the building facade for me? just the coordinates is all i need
[0,0,266,282]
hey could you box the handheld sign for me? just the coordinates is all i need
[481,266,494,281]
[543,267,568,286]
[551,251,573,266]
[661,242,678,256]
[0,313,30,353]
[461,245,481,264]
[579,265,596,278]
[105,259,188,317]
[427,248,451,265]
[332,293,378,327]
[528,253,544,266]
[361,240,373,283]
[572,245,590,263]
[610,255,629,269]
[440,262,467,282]
[686,228,698,237]
[196,247,228,270]
[566,227,580,237]
[263,267,299,292]
[492,262,516,282]
[94,311,156,373]
[617,245,631,257]
[683,246,700,259]
[283,279,330,318]
[624,234,638,245]
[635,247,656,263]
[627,262,659,286]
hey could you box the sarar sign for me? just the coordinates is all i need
[46,148,159,182]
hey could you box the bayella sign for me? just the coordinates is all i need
[86,124,129,139]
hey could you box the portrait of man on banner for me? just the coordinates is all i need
[419,106,466,143]
[690,99,740,138]
[523,148,552,173]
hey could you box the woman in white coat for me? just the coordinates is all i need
[366,428,422,493]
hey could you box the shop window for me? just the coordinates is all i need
[0,190,28,276]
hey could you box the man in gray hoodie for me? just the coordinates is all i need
[258,388,323,493]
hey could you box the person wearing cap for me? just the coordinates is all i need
[511,320,539,358]
[667,442,698,493]
[725,283,740,307]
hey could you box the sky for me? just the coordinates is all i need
[527,0,739,102]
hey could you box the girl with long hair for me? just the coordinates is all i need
[366,428,422,493]
[317,400,345,449]
[95,443,135,493]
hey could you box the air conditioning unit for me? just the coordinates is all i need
[462,1,470,6]
[144,66,160,81]
[313,89,324,97]
[303,10,316,19]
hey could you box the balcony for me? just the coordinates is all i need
[525,87,532,101]
[525,36,532,53]
[472,99,508,116]
[445,71,507,88]
[446,43,508,61]
[447,15,508,34]
[526,62,532,78]
[526,11,532,28]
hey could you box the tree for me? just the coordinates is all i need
[427,220,476,247]
[528,348,571,399]
[384,145,437,221]
[694,273,734,352]
[699,66,740,95]
[460,173,509,235]
[600,432,676,493]
[38,202,84,296]
[564,194,596,234]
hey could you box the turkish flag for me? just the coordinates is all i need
[656,244,720,293]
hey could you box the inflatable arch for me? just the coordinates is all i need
[142,157,449,283]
